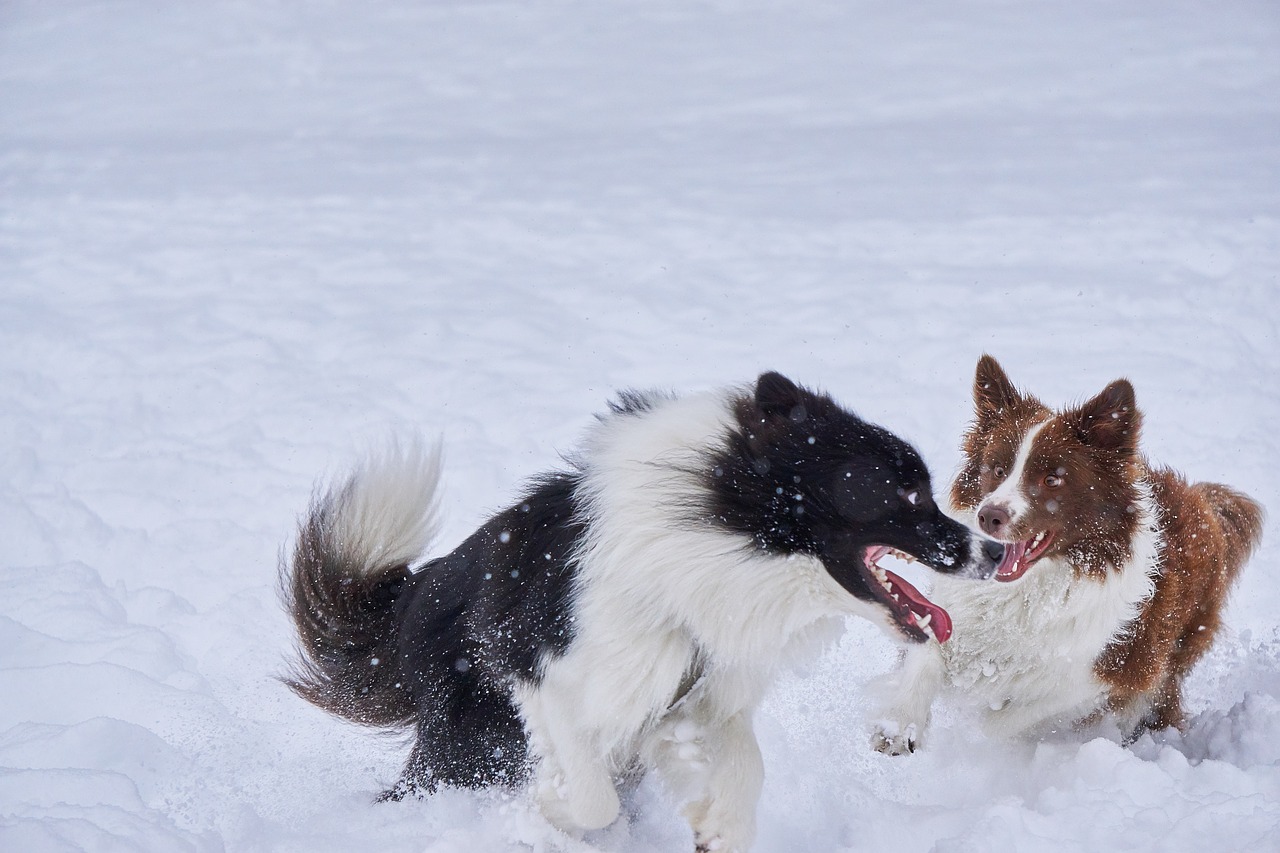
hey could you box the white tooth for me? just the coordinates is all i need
[918,613,932,628]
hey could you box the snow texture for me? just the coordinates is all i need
[1,1,1278,851]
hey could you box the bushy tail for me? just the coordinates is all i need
[1199,482,1265,577]
[281,440,443,728]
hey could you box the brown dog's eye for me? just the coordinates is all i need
[993,465,1006,479]
[1044,474,1063,488]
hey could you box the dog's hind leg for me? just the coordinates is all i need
[381,674,531,801]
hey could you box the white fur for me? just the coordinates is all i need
[513,390,878,851]
[330,439,443,575]
[871,480,1162,750]
[979,419,1048,522]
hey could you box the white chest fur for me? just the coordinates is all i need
[930,506,1161,736]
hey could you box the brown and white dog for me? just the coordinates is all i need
[871,355,1264,751]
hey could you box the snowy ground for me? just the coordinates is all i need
[2,1,1278,850]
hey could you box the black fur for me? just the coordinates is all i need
[707,372,991,606]
[606,388,672,417]
[387,473,585,795]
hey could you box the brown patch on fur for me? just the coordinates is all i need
[955,355,1264,735]
[1097,469,1264,728]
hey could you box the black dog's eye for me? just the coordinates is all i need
[897,487,927,508]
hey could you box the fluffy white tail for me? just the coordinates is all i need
[326,439,444,575]
[281,438,443,727]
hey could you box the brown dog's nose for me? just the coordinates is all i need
[978,503,1011,536]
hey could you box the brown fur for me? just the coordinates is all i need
[956,355,1264,733]
[1097,470,1263,728]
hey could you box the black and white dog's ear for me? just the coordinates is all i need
[755,371,809,423]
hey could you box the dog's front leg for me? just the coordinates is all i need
[649,708,762,853]
[869,642,944,755]
[520,684,621,833]
[690,711,763,852]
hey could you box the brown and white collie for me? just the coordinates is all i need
[871,355,1264,751]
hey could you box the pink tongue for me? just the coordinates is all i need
[884,570,953,643]
[994,540,1028,580]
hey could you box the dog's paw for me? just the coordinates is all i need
[536,770,621,832]
[685,800,753,853]
[692,831,731,852]
[376,775,434,802]
[870,721,919,756]
[694,830,745,853]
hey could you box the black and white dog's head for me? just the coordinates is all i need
[706,371,1003,642]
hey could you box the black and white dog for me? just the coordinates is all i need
[283,372,1003,852]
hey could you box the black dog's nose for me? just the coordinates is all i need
[978,503,1011,536]
[982,539,1005,564]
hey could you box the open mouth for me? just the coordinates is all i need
[993,530,1055,582]
[863,546,952,643]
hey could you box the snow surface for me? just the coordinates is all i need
[2,1,1278,850]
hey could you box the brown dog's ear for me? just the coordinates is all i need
[1066,379,1141,453]
[973,355,1024,428]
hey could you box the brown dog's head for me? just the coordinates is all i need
[951,355,1146,581]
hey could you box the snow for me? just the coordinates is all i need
[1,1,1278,850]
